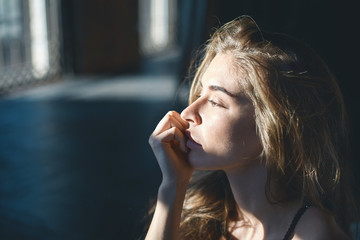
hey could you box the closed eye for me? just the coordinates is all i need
[196,92,225,108]
[208,99,224,108]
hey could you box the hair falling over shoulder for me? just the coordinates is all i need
[180,170,237,239]
[145,16,358,239]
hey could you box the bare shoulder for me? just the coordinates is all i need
[293,206,351,240]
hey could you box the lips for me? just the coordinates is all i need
[185,130,202,149]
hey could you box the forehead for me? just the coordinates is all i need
[201,53,244,93]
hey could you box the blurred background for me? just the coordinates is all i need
[0,0,358,239]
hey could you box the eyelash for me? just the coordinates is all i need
[196,94,223,108]
[207,99,223,107]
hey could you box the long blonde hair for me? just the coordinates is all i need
[179,16,355,239]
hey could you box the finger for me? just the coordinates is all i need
[171,111,189,129]
[153,111,186,136]
[169,114,187,132]
[153,111,173,134]
[154,127,188,153]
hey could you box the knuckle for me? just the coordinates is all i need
[170,126,177,134]
[163,114,171,123]
[148,135,154,145]
[148,134,157,146]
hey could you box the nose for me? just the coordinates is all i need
[180,100,202,125]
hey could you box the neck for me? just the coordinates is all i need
[224,161,301,238]
[225,161,270,222]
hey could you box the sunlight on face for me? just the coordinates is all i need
[181,53,263,172]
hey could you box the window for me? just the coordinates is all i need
[139,0,177,56]
[0,0,61,93]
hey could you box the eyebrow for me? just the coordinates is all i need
[200,81,238,98]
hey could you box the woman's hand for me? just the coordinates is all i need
[146,111,193,240]
[149,111,194,186]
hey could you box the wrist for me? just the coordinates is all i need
[158,179,189,202]
[160,176,190,191]
[161,170,193,189]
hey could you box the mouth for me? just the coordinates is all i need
[185,130,202,149]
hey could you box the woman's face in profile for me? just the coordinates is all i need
[181,53,262,172]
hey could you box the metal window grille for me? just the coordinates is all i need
[0,0,61,94]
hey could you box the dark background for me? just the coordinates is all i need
[0,0,359,239]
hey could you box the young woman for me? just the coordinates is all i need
[146,16,356,240]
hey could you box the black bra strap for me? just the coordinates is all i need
[282,201,312,240]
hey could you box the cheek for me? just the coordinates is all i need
[231,120,261,157]
[202,114,233,152]
[201,113,242,156]
[189,119,261,171]
[207,112,261,160]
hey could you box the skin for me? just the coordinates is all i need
[146,53,349,240]
[181,54,262,172]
